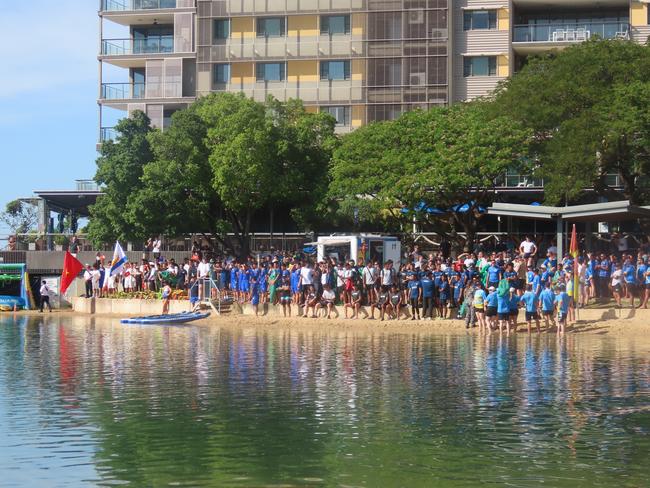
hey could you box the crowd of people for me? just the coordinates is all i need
[79,234,650,333]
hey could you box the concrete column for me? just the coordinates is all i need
[556,216,563,260]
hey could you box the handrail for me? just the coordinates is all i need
[102,37,174,55]
[513,21,629,43]
[189,278,233,314]
[102,0,177,12]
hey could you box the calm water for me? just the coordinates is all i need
[0,316,648,487]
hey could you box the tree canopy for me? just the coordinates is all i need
[90,93,335,257]
[492,39,650,205]
[0,199,38,235]
[330,102,531,249]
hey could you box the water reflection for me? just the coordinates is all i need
[0,315,648,487]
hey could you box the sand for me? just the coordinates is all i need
[9,307,648,348]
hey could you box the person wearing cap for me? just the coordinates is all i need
[554,284,571,334]
[508,287,521,331]
[485,286,498,331]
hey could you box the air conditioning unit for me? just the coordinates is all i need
[410,72,426,85]
[408,10,424,25]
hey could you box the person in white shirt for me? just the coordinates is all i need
[197,258,210,279]
[91,267,101,298]
[519,236,537,265]
[152,238,161,258]
[299,262,314,291]
[381,262,395,289]
[317,284,337,319]
[39,281,52,312]
[83,265,93,298]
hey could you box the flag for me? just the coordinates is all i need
[110,241,128,277]
[569,224,580,303]
[60,251,83,295]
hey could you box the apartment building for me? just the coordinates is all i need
[98,0,650,139]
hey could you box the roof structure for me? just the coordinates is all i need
[487,200,650,258]
[487,201,650,222]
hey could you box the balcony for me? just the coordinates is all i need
[513,22,629,54]
[102,37,174,56]
[101,82,146,100]
[102,0,178,11]
[100,127,118,142]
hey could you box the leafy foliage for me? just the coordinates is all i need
[330,102,531,249]
[493,40,650,204]
[0,199,38,234]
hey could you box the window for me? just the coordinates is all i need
[256,62,286,81]
[213,64,230,84]
[257,17,286,37]
[213,19,230,41]
[321,15,350,35]
[320,60,350,81]
[323,106,350,126]
[463,10,497,30]
[463,56,497,77]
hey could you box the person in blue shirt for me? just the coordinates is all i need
[485,286,498,331]
[497,287,512,334]
[637,261,650,308]
[291,266,302,304]
[540,265,551,289]
[438,274,451,319]
[407,274,422,320]
[622,257,637,307]
[508,288,521,331]
[486,260,502,289]
[504,263,517,289]
[521,284,540,333]
[531,268,542,296]
[539,284,556,331]
[595,253,610,301]
[250,277,260,317]
[554,285,571,334]
[420,271,435,320]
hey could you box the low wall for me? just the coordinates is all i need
[70,296,646,323]
[72,297,191,316]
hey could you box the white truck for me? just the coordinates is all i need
[313,234,401,264]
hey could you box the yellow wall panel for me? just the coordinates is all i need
[497,55,509,77]
[351,105,365,127]
[630,2,648,26]
[231,62,254,84]
[288,60,318,82]
[231,17,255,39]
[497,8,509,31]
[304,105,318,114]
[352,13,366,36]
[288,15,319,37]
[351,59,365,81]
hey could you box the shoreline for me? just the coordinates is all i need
[5,307,648,346]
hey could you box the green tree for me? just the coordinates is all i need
[88,111,154,246]
[330,103,531,250]
[0,199,37,234]
[126,93,335,257]
[493,39,650,204]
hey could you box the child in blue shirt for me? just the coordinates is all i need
[521,284,540,333]
[554,285,571,334]
[407,275,422,320]
[539,284,556,331]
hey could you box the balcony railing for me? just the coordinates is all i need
[102,0,177,11]
[513,22,629,43]
[101,82,146,100]
[100,127,118,142]
[76,180,100,192]
[101,37,174,55]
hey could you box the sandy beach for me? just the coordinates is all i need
[8,307,649,348]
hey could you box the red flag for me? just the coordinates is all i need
[60,251,84,295]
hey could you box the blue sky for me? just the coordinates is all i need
[0,1,107,232]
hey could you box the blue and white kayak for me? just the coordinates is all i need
[120,311,210,325]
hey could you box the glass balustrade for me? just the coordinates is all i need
[102,37,174,55]
[513,22,629,43]
[102,0,177,12]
